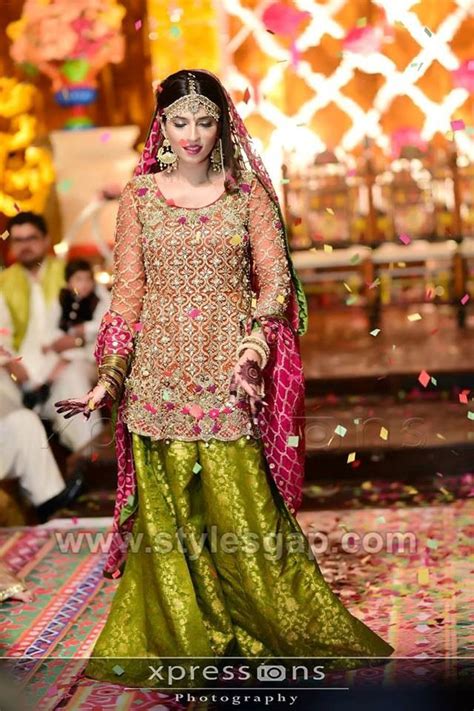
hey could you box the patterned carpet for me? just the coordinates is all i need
[0,500,472,710]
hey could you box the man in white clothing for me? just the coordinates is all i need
[0,212,104,452]
[0,346,84,523]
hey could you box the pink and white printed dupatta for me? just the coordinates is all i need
[97,69,309,578]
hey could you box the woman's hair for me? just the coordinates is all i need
[156,69,243,192]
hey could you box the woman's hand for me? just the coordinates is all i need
[54,382,108,420]
[229,348,267,423]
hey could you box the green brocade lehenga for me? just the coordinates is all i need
[85,433,394,690]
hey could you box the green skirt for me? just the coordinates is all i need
[85,434,394,690]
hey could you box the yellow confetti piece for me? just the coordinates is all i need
[379,426,388,440]
[439,487,451,497]
[347,451,356,463]
[1,230,9,240]
[251,297,257,308]
[361,481,372,490]
[10,373,17,382]
[323,244,333,253]
[326,208,335,215]
[407,313,422,322]
[417,567,430,585]
[276,294,286,304]
[229,234,242,246]
[436,433,446,440]
[343,282,352,293]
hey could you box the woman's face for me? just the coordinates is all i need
[161,107,219,166]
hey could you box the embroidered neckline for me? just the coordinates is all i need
[149,174,228,210]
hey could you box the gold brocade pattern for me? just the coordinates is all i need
[85,434,394,689]
[109,171,291,441]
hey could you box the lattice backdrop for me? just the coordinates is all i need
[220,0,474,171]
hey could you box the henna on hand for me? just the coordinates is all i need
[238,356,261,388]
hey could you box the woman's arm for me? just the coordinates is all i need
[95,180,146,401]
[242,176,291,353]
[108,180,146,333]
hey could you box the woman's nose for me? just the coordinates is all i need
[187,123,199,141]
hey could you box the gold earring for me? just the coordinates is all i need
[156,136,178,172]
[210,139,223,172]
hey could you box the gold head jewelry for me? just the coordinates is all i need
[162,72,221,122]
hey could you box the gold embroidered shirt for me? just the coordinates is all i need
[108,171,291,441]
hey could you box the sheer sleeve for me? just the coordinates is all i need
[247,176,291,325]
[109,180,146,332]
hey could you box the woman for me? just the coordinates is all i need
[55,69,394,691]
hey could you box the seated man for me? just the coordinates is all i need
[0,347,84,524]
[0,211,103,452]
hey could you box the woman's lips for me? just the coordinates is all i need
[184,145,202,154]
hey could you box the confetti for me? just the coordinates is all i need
[10,373,17,382]
[426,538,438,550]
[418,370,430,388]
[57,179,73,193]
[243,87,251,104]
[287,435,300,447]
[335,424,347,437]
[408,313,422,322]
[459,390,470,404]
[423,26,432,37]
[113,664,125,675]
[370,329,380,337]
[347,451,356,463]
[134,19,142,30]
[368,277,381,289]
[467,411,474,421]
[112,569,121,578]
[461,293,470,305]
[350,253,361,264]
[450,119,465,132]
[399,233,411,245]
[280,178,290,185]
[379,426,388,441]
[431,376,437,386]
[417,567,430,585]
[343,282,352,293]
[323,244,333,253]
[356,17,367,27]
[326,207,335,215]
[71,516,78,524]
[100,131,111,143]
[134,321,143,332]
[1,230,8,240]
[193,462,202,474]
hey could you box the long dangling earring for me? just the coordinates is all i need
[210,138,223,172]
[156,136,178,172]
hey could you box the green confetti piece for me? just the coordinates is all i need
[170,25,181,38]
[280,178,290,184]
[335,424,347,437]
[162,389,172,401]
[113,665,125,676]
[287,435,299,447]
[57,178,73,193]
[346,295,358,305]
[350,253,361,264]
[193,462,202,474]
[467,411,474,420]
[356,16,367,27]
[127,494,135,506]
[431,377,437,386]
[424,26,432,37]
[426,538,438,550]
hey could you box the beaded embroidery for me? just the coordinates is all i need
[108,171,291,441]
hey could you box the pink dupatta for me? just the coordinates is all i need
[97,70,308,578]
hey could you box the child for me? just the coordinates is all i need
[43,259,110,365]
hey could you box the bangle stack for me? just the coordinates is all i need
[98,354,130,401]
[236,334,271,369]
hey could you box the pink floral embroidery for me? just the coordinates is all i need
[187,308,202,319]
[208,408,221,419]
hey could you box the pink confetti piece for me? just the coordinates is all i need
[134,19,142,30]
[450,119,465,132]
[459,390,470,404]
[71,516,78,524]
[399,233,411,245]
[100,131,111,143]
[461,293,470,305]
[418,370,430,388]
[187,308,202,319]
[134,321,143,332]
